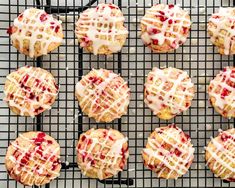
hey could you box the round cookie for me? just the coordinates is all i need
[75,69,130,122]
[144,67,195,120]
[75,3,128,55]
[5,132,61,186]
[142,124,194,179]
[208,7,235,55]
[208,67,235,118]
[76,128,129,180]
[4,66,59,117]
[7,8,63,58]
[140,4,191,53]
[205,128,235,182]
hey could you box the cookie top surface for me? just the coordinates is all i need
[142,124,194,179]
[144,67,195,120]
[8,8,63,58]
[75,68,130,122]
[205,128,235,181]
[4,66,58,117]
[76,128,129,180]
[75,3,128,55]
[5,132,61,186]
[208,7,235,55]
[140,4,191,52]
[208,67,235,118]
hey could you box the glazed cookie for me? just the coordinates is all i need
[5,132,61,186]
[144,67,195,120]
[75,69,130,122]
[140,4,191,53]
[142,124,194,179]
[75,3,128,55]
[76,128,129,180]
[7,8,63,58]
[4,66,59,117]
[208,7,235,55]
[205,128,235,181]
[208,67,235,118]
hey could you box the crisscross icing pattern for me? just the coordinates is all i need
[208,67,235,118]
[4,66,58,117]
[75,69,130,122]
[77,128,129,180]
[140,4,191,50]
[10,8,63,58]
[143,125,194,179]
[6,132,60,186]
[206,129,235,181]
[208,7,235,55]
[75,3,128,55]
[144,67,194,117]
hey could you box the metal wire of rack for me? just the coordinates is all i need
[0,0,235,188]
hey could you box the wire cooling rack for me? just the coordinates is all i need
[0,0,235,187]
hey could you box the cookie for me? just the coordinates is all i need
[4,66,59,117]
[205,128,235,181]
[7,8,63,58]
[208,67,235,118]
[75,3,128,55]
[208,7,235,55]
[5,132,61,186]
[76,128,129,180]
[140,4,191,53]
[75,69,130,122]
[144,67,195,120]
[142,124,194,179]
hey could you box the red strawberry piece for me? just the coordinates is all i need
[159,15,167,22]
[182,27,188,34]
[7,26,13,35]
[168,4,174,9]
[168,19,173,24]
[159,11,165,15]
[55,25,60,33]
[18,13,24,19]
[40,13,48,22]
[221,133,231,142]
[81,135,86,142]
[174,148,182,156]
[152,39,159,45]
[221,88,230,99]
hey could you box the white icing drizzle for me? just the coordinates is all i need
[77,129,128,180]
[208,7,235,55]
[4,66,58,117]
[143,125,194,179]
[208,67,235,117]
[75,3,128,55]
[11,8,62,58]
[8,133,60,185]
[144,67,194,116]
[205,129,235,180]
[140,4,191,49]
[75,69,130,122]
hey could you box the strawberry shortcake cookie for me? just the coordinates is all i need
[208,67,235,118]
[208,7,235,55]
[140,4,191,53]
[75,69,130,122]
[76,128,129,180]
[205,128,235,181]
[7,8,63,58]
[75,3,128,55]
[5,132,61,186]
[142,124,194,179]
[4,66,59,117]
[144,67,195,120]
